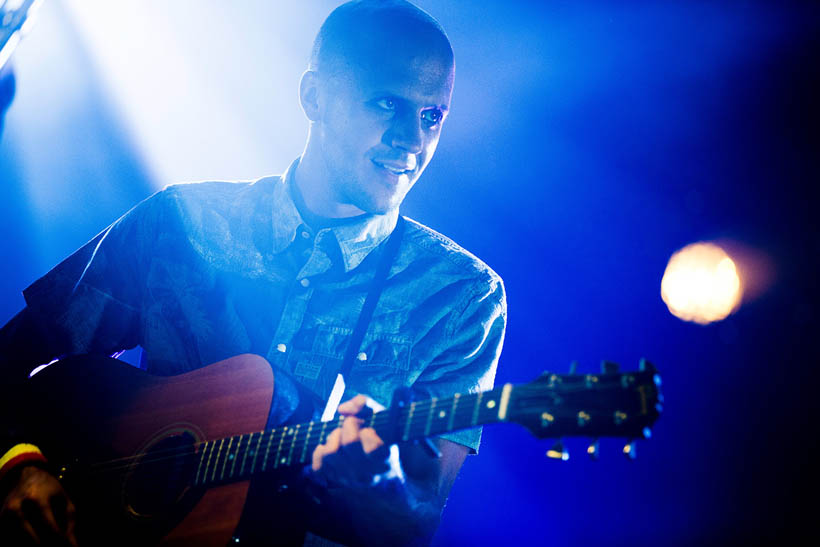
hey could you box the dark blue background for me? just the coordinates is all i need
[1,1,817,545]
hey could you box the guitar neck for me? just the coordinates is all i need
[192,386,510,487]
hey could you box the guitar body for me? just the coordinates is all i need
[23,354,275,546]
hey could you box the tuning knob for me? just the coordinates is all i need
[639,358,657,373]
[546,439,569,461]
[587,438,600,460]
[601,360,619,374]
[623,440,637,460]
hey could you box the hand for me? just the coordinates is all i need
[311,395,393,488]
[0,465,78,546]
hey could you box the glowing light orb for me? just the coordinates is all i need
[661,242,742,325]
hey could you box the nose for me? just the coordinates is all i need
[387,112,423,154]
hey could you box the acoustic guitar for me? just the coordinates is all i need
[18,353,662,545]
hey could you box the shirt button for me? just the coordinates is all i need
[356,352,367,362]
[300,278,310,288]
[276,343,287,353]
[300,230,311,239]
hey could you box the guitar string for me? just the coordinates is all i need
[82,394,480,474]
[82,384,629,476]
[80,382,636,476]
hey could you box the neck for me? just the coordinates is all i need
[295,138,364,219]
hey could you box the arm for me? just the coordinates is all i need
[309,272,507,545]
[0,309,79,546]
[0,194,155,545]
[310,395,468,546]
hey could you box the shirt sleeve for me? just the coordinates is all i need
[20,193,163,360]
[0,192,164,457]
[411,272,507,454]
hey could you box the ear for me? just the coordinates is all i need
[299,70,321,122]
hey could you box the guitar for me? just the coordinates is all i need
[19,353,662,545]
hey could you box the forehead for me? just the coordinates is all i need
[331,26,454,108]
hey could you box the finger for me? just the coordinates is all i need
[340,416,363,446]
[311,443,325,472]
[325,427,342,454]
[38,497,63,537]
[1,509,41,545]
[20,518,41,545]
[64,500,78,547]
[337,394,368,415]
[358,427,385,454]
[312,428,342,471]
[25,498,64,545]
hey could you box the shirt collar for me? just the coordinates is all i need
[273,157,399,272]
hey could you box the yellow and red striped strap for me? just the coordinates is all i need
[0,444,47,482]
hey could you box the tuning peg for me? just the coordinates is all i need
[639,358,656,373]
[587,438,600,460]
[546,439,569,461]
[568,361,578,374]
[623,440,637,460]
[601,360,619,374]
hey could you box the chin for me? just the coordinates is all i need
[354,190,405,215]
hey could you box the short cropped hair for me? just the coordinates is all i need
[309,0,453,75]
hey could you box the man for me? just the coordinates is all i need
[0,1,506,545]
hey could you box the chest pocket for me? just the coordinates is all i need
[311,324,412,370]
[291,324,412,400]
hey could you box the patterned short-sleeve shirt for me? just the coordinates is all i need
[23,159,507,452]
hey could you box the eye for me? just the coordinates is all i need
[376,98,396,111]
[421,109,443,128]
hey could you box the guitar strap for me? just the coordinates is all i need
[320,216,406,421]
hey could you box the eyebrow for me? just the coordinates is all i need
[371,92,449,112]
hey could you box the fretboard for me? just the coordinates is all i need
[192,384,513,487]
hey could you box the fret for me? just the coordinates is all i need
[299,422,314,463]
[498,384,512,421]
[202,440,216,485]
[318,422,327,446]
[285,424,300,467]
[195,441,209,485]
[447,393,460,431]
[229,434,242,478]
[402,401,416,442]
[210,438,225,482]
[220,437,234,481]
[471,392,484,427]
[424,397,438,436]
[239,432,254,476]
[263,428,276,471]
[273,426,289,469]
[250,430,263,473]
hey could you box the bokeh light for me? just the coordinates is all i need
[661,242,743,325]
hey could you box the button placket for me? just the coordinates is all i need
[265,285,313,366]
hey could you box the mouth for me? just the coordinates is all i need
[372,160,414,177]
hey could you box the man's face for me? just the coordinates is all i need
[315,31,454,215]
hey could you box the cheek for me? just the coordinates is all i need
[419,134,441,168]
[324,104,385,152]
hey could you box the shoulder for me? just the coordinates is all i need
[401,216,505,303]
[157,176,278,215]
[140,176,283,271]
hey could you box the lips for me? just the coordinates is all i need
[372,159,415,176]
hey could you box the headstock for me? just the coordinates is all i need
[507,359,662,459]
